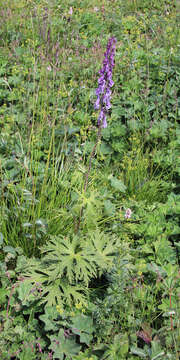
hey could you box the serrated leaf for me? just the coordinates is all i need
[40,279,86,308]
[22,231,118,307]
[87,230,118,270]
[42,235,97,285]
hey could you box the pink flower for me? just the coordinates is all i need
[125,208,132,219]
[69,7,73,15]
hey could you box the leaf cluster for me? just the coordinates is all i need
[22,230,119,307]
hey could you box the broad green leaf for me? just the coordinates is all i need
[17,281,35,306]
[71,315,94,345]
[104,199,116,216]
[49,329,81,359]
[100,142,112,155]
[39,306,59,331]
[108,175,126,192]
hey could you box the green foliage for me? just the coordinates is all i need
[102,333,129,359]
[0,0,180,359]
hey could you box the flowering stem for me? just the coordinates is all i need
[75,37,116,232]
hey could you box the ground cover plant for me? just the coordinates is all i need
[0,0,180,359]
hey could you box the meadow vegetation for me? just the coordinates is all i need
[0,0,180,359]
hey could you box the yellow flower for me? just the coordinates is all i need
[75,301,83,310]
[75,301,87,312]
[56,305,64,315]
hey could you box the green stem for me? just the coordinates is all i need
[76,126,102,231]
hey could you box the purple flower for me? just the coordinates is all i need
[109,79,114,87]
[98,75,104,84]
[94,37,116,128]
[94,97,100,109]
[102,115,107,128]
[103,93,111,109]
[98,109,107,128]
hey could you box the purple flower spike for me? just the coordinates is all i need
[102,115,107,128]
[94,37,116,128]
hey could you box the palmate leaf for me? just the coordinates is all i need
[84,230,119,271]
[22,259,87,307]
[41,279,86,307]
[22,230,118,306]
[41,235,97,285]
[22,275,87,307]
[21,258,49,283]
